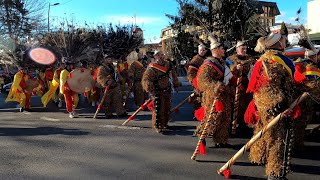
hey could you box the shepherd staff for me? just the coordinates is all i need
[217,92,309,177]
[122,98,152,126]
[170,92,195,113]
[93,86,109,119]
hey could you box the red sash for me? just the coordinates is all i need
[148,63,168,73]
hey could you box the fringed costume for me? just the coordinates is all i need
[194,57,232,145]
[60,69,79,115]
[293,58,320,149]
[245,50,297,177]
[187,54,206,111]
[96,64,127,118]
[142,61,180,131]
[128,60,147,107]
[227,54,255,133]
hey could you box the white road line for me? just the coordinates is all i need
[40,117,61,122]
[99,125,141,130]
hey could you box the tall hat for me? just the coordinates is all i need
[198,44,206,50]
[254,32,282,53]
[236,40,247,48]
[208,33,221,50]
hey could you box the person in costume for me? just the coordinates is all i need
[87,62,101,107]
[187,44,207,113]
[142,50,180,133]
[128,51,147,107]
[41,62,64,108]
[293,49,320,150]
[59,58,79,118]
[193,35,233,148]
[244,29,300,179]
[226,41,256,135]
[96,55,127,118]
[116,55,129,102]
[5,67,32,112]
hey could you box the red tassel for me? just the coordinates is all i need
[97,104,102,110]
[294,63,306,84]
[192,77,199,90]
[140,104,147,110]
[293,105,301,119]
[195,106,205,121]
[215,100,224,112]
[128,116,135,121]
[199,140,206,154]
[31,91,36,96]
[244,100,259,125]
[174,108,180,113]
[223,169,231,179]
[147,100,154,111]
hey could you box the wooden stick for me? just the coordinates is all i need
[217,92,309,175]
[231,70,243,135]
[122,98,152,126]
[191,98,218,160]
[93,86,109,119]
[170,92,195,113]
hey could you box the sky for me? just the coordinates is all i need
[47,0,309,44]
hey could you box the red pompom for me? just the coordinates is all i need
[215,100,224,112]
[247,60,268,93]
[223,169,231,179]
[294,63,306,84]
[244,100,260,125]
[174,108,180,113]
[199,140,206,155]
[147,100,154,111]
[97,104,102,110]
[195,106,205,121]
[31,91,36,96]
[293,105,301,119]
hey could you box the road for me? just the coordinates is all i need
[0,84,319,179]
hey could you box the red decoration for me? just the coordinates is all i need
[247,60,268,93]
[128,116,135,121]
[195,106,205,121]
[140,104,147,110]
[293,105,301,119]
[244,100,260,125]
[147,100,154,111]
[199,141,206,154]
[294,63,306,84]
[97,104,102,110]
[215,100,224,112]
[223,169,231,179]
[192,77,199,90]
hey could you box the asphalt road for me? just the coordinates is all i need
[0,87,319,179]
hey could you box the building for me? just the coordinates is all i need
[307,0,320,44]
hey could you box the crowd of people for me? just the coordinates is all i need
[2,23,320,180]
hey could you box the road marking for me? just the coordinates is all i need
[40,117,61,122]
[99,125,141,130]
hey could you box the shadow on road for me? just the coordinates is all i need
[291,164,320,175]
[161,125,195,136]
[0,127,90,136]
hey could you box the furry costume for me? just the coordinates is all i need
[194,57,232,144]
[128,60,147,107]
[293,59,320,148]
[96,65,126,117]
[187,54,206,111]
[227,54,255,132]
[245,50,296,177]
[142,61,180,130]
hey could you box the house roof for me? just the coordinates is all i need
[256,1,280,16]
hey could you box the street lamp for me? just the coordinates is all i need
[48,2,60,32]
